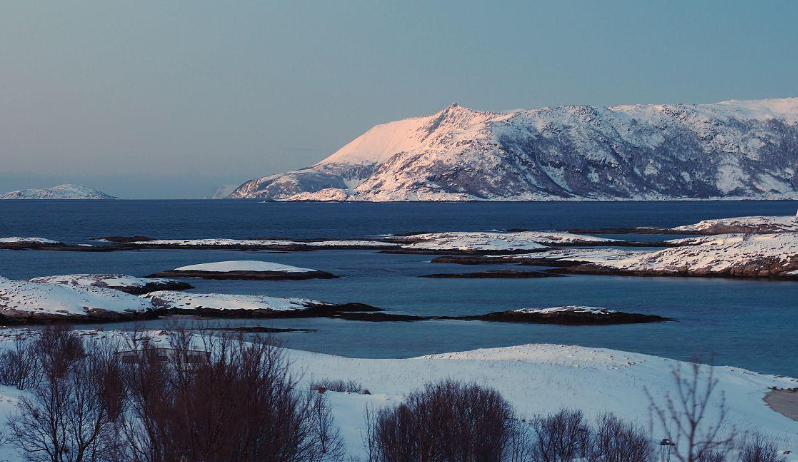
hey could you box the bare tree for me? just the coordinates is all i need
[587,413,652,462]
[739,433,787,462]
[646,359,736,462]
[529,409,590,462]
[366,380,517,462]
[8,328,121,462]
[118,325,343,462]
[0,334,40,390]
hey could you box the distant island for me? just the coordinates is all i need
[229,97,798,201]
[1,184,116,200]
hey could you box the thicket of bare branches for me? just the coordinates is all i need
[646,359,737,462]
[365,380,517,462]
[6,326,342,462]
[8,326,122,462]
[739,434,787,462]
[118,327,343,462]
[0,334,41,390]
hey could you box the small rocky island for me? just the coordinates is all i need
[149,261,338,280]
[1,184,116,200]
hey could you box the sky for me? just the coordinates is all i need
[0,1,797,198]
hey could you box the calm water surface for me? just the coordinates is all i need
[1,200,796,376]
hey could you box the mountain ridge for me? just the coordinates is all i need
[1,184,116,200]
[229,97,798,201]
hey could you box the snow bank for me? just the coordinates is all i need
[288,344,798,459]
[173,261,317,274]
[0,277,153,317]
[143,291,314,312]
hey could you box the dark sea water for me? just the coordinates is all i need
[1,200,797,377]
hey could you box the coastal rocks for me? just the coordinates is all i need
[0,276,155,323]
[149,261,337,280]
[672,215,798,234]
[385,231,616,254]
[29,274,193,295]
[0,237,64,250]
[467,306,670,325]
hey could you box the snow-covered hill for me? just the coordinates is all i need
[0,184,116,200]
[230,98,798,201]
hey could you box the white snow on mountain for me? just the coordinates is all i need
[1,184,116,200]
[230,98,798,201]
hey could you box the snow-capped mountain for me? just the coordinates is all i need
[229,98,798,201]
[1,184,116,200]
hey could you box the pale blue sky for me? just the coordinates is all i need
[1,1,796,198]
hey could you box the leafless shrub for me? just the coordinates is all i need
[366,380,517,462]
[308,391,345,462]
[0,335,40,390]
[8,328,122,462]
[311,379,364,394]
[118,326,343,462]
[528,409,590,462]
[739,433,787,462]
[587,413,652,462]
[646,358,736,462]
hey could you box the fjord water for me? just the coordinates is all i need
[1,200,797,377]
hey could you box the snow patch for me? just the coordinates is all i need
[173,261,317,273]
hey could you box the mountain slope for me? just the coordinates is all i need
[1,184,116,200]
[229,98,798,201]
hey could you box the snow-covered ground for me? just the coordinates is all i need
[288,344,798,460]
[0,277,153,317]
[0,276,321,318]
[172,261,317,273]
[0,331,792,460]
[30,274,179,291]
[390,231,616,252]
[672,215,798,234]
[143,291,316,311]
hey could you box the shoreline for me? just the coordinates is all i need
[765,389,798,423]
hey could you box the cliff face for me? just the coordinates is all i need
[230,98,798,201]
